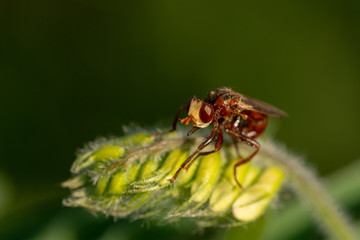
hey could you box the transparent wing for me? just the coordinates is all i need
[239,94,288,118]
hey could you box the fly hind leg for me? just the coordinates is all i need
[230,133,260,189]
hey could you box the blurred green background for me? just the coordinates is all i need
[1,0,359,239]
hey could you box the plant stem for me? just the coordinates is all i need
[261,141,359,240]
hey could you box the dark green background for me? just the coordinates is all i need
[1,0,359,239]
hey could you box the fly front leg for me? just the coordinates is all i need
[152,105,186,137]
[184,129,223,171]
[168,127,218,184]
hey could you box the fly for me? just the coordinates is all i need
[156,87,287,189]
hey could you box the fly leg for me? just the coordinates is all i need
[184,129,223,171]
[233,140,242,158]
[168,128,218,183]
[229,131,260,189]
[228,116,242,158]
[152,106,185,136]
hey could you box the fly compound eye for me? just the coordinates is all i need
[199,103,214,123]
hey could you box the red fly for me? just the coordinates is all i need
[156,87,287,189]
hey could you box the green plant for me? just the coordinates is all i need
[62,128,359,240]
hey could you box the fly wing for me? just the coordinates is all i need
[239,94,288,118]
